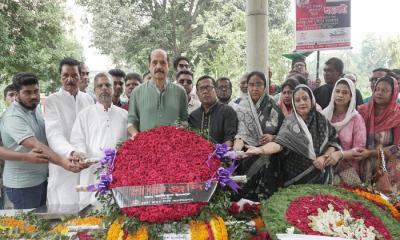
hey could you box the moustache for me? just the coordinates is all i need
[155,70,164,73]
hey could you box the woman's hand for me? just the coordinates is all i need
[313,156,326,170]
[325,151,342,166]
[244,145,263,157]
[260,134,275,145]
[352,148,371,161]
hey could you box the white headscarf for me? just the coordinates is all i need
[322,78,357,131]
[292,84,318,160]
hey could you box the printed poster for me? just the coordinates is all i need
[295,0,351,51]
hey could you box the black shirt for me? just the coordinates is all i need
[189,101,238,144]
[314,84,364,109]
[313,84,334,109]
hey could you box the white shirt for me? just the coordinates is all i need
[44,88,94,205]
[71,103,128,205]
[188,93,201,114]
[228,100,239,111]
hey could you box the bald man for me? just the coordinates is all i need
[127,49,188,137]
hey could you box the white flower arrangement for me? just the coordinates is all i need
[308,204,378,240]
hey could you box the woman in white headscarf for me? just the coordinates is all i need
[322,78,366,185]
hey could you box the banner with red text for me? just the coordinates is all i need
[295,0,351,51]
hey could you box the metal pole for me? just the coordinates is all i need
[316,50,320,80]
[246,0,268,81]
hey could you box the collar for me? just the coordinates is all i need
[95,102,114,113]
[13,101,36,114]
[201,101,219,115]
[150,79,168,92]
[60,87,79,97]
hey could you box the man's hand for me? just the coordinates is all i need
[71,151,87,162]
[313,156,326,170]
[23,148,49,164]
[260,134,274,145]
[61,157,89,173]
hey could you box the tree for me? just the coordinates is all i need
[0,0,83,94]
[79,0,292,80]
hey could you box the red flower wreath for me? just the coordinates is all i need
[285,195,392,240]
[109,126,221,223]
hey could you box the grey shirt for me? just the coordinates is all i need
[0,102,48,188]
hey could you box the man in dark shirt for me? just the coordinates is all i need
[314,57,364,109]
[189,75,238,146]
[108,69,126,107]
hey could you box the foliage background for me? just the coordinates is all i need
[0,0,83,111]
[1,0,400,111]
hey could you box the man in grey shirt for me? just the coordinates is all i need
[0,73,87,209]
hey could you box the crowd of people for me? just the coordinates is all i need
[0,48,399,210]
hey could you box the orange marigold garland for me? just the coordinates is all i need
[253,216,265,232]
[350,188,400,221]
[0,217,36,235]
[106,217,124,240]
[209,216,228,240]
[106,217,148,240]
[50,216,102,235]
[124,225,148,240]
[190,220,209,240]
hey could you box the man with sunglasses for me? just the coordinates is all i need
[71,73,127,205]
[108,69,126,108]
[363,68,391,103]
[173,56,191,73]
[176,70,200,114]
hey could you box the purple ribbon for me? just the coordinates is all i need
[100,148,116,167]
[88,148,116,194]
[206,144,238,167]
[86,172,113,194]
[215,144,229,158]
[217,162,240,193]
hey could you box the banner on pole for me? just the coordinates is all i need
[295,0,351,51]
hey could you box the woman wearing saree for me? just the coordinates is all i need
[277,78,299,117]
[246,85,341,186]
[322,78,366,185]
[233,71,284,200]
[355,76,400,194]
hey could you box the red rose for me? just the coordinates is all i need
[110,126,221,223]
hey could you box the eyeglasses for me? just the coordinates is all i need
[197,85,215,92]
[217,86,231,90]
[248,82,264,88]
[178,79,193,85]
[96,83,112,88]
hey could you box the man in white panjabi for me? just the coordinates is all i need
[71,73,128,205]
[45,58,95,205]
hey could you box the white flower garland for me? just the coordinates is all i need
[308,204,379,240]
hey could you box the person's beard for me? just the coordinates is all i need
[218,96,231,103]
[98,93,112,103]
[18,99,38,110]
